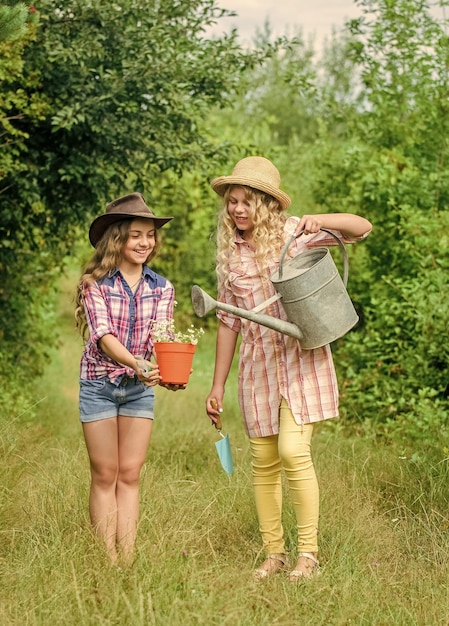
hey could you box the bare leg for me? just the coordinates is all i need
[116,415,153,564]
[82,418,119,563]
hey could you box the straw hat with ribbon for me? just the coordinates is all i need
[210,156,291,210]
[89,192,173,247]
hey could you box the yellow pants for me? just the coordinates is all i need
[249,399,319,555]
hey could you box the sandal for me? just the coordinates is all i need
[253,553,290,580]
[289,552,320,582]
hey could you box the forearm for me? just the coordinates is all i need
[206,322,238,419]
[98,334,139,373]
[299,213,372,238]
[321,213,372,237]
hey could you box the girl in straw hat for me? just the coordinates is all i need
[206,157,372,581]
[75,192,182,566]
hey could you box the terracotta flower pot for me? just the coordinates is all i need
[153,342,196,385]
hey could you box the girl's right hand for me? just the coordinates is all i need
[206,395,223,428]
[135,356,161,386]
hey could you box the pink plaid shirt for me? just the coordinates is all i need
[80,265,174,384]
[217,216,368,437]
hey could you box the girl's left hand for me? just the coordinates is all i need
[159,382,187,392]
[158,367,192,391]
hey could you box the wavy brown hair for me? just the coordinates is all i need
[216,185,289,288]
[74,220,162,340]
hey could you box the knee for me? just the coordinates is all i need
[91,463,118,488]
[252,457,281,476]
[250,438,281,475]
[117,462,143,487]
[279,443,312,471]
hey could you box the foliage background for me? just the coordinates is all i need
[1,0,449,623]
[0,0,448,494]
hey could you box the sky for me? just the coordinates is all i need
[207,0,364,51]
[207,1,447,51]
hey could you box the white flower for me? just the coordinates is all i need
[151,319,205,345]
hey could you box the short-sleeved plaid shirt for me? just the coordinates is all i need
[80,265,174,385]
[217,216,369,438]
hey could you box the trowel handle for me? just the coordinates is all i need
[210,398,222,430]
[279,227,349,286]
[135,354,151,378]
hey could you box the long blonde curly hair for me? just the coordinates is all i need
[216,185,289,288]
[74,220,161,340]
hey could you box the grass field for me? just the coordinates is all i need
[1,276,448,625]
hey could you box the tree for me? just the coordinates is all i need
[0,0,270,390]
[321,0,449,443]
[0,2,29,41]
[203,0,449,450]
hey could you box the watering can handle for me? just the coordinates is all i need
[278,227,349,286]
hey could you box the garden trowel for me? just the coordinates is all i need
[211,398,233,475]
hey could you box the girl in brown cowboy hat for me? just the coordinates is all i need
[75,192,182,566]
[206,156,372,581]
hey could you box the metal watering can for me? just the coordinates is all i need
[191,229,359,349]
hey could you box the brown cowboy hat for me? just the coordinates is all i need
[89,192,173,247]
[210,156,291,210]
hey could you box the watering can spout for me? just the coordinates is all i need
[191,284,217,318]
[191,285,303,342]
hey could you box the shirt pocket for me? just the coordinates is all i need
[139,293,161,320]
[229,270,253,300]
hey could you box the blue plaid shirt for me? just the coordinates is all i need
[80,265,175,384]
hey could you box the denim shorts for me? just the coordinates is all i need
[79,376,155,423]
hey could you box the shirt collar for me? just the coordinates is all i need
[233,230,247,244]
[99,264,155,287]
